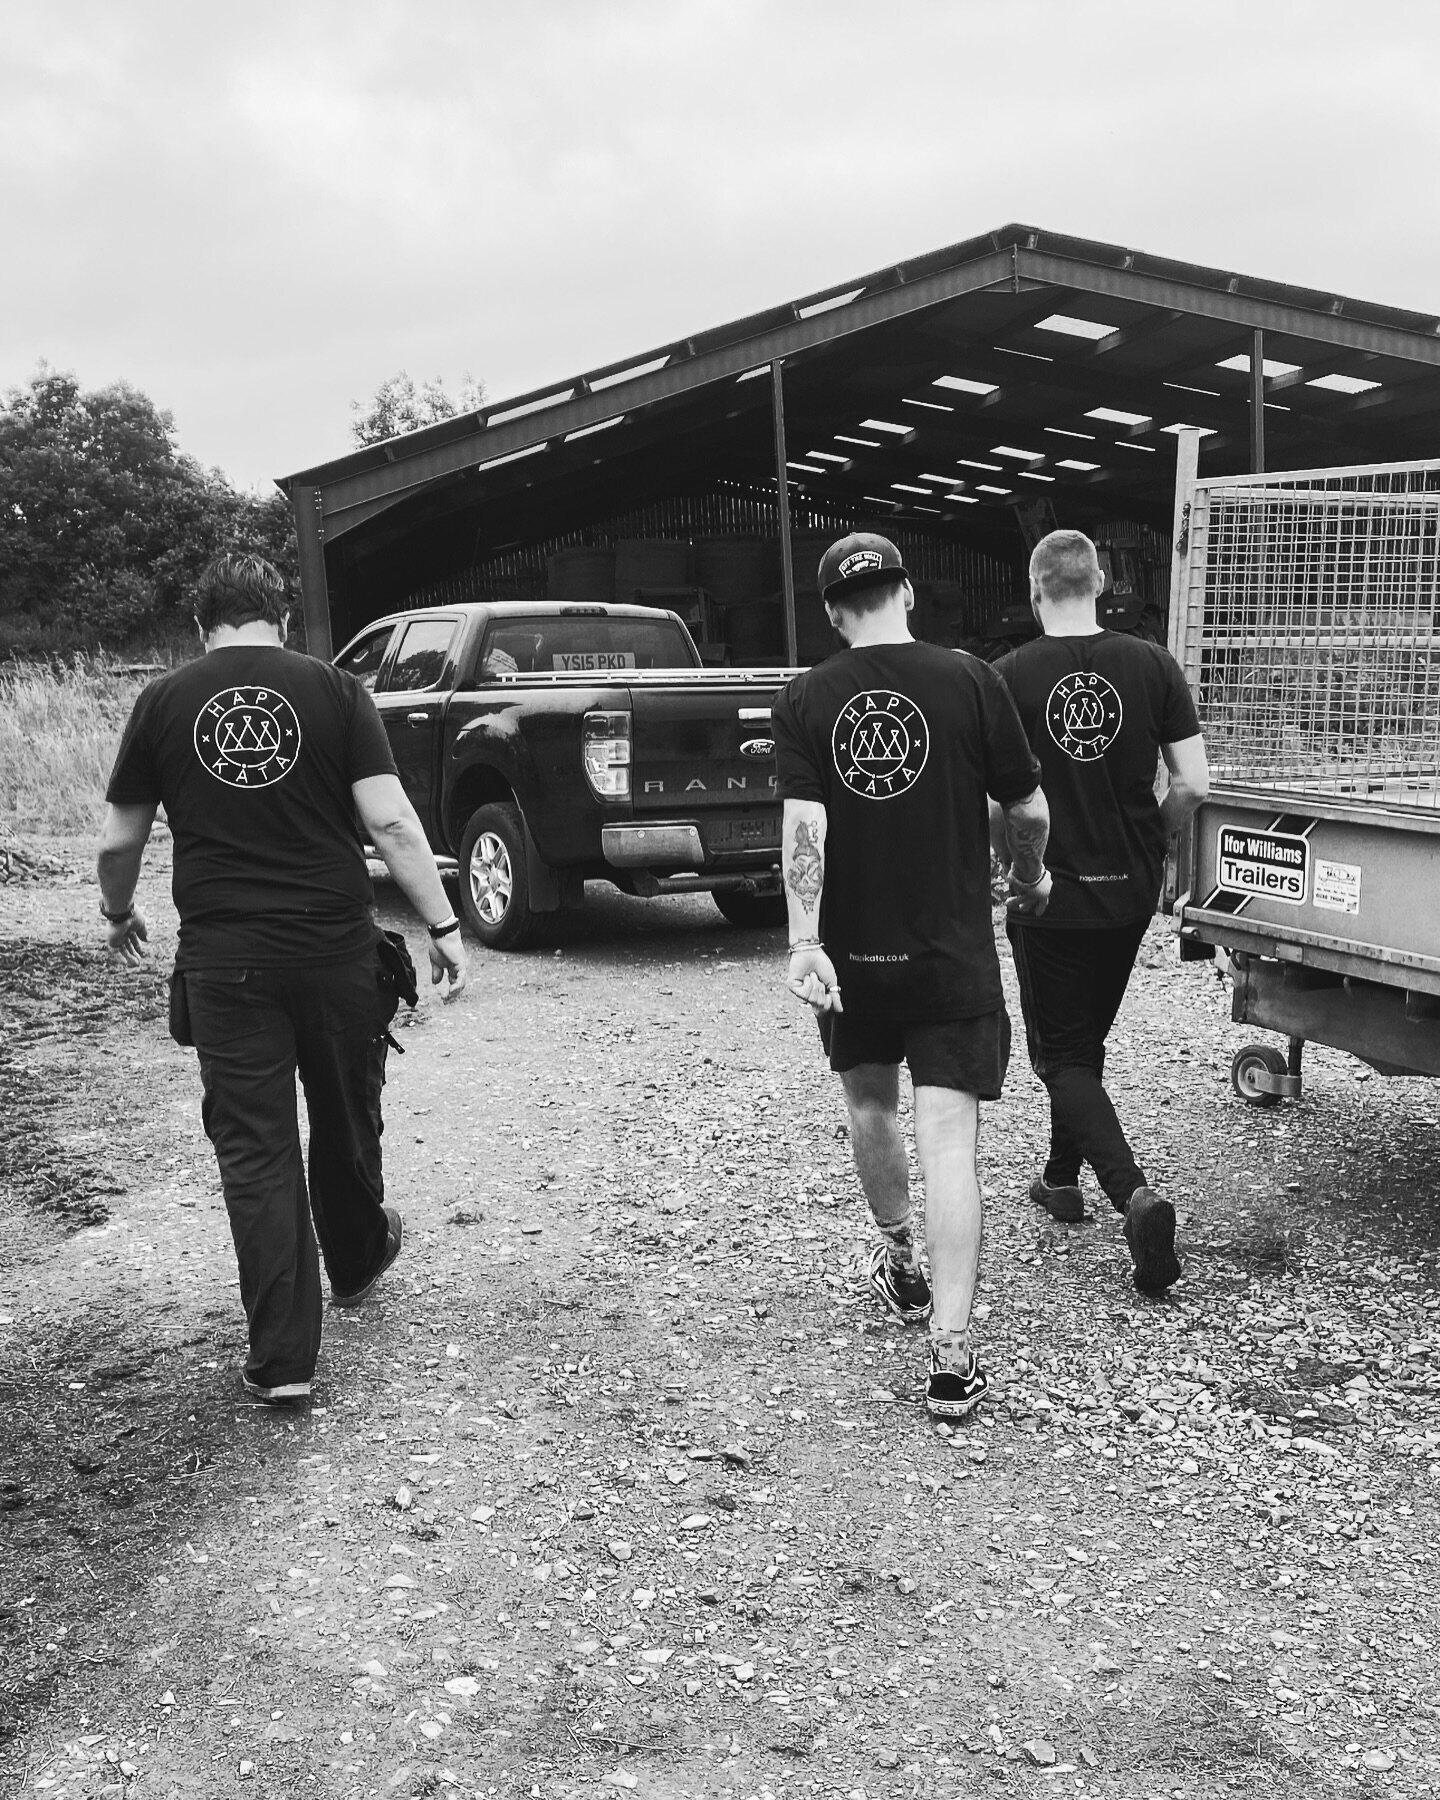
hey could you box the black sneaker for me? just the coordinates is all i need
[866,1244,932,1323]
[332,1205,403,1308]
[1029,1174,1084,1224]
[925,1346,988,1420]
[241,1373,311,1407]
[1123,1187,1181,1295]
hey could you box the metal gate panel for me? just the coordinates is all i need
[1174,460,1440,809]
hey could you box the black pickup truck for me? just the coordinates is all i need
[333,601,794,948]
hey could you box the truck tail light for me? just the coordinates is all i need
[582,710,631,799]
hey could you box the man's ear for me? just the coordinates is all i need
[278,613,290,644]
[194,615,206,643]
[903,582,915,613]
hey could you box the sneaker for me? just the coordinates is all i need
[331,1205,403,1308]
[241,1372,311,1407]
[1123,1186,1182,1295]
[866,1243,932,1323]
[1029,1174,1084,1224]
[925,1346,988,1420]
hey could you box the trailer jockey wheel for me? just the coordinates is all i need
[1231,1043,1288,1107]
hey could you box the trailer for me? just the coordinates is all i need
[1170,457,1440,1103]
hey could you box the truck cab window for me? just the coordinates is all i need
[383,618,460,693]
[333,625,395,691]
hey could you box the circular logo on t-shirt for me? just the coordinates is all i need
[1046,671,1123,762]
[832,689,929,799]
[194,687,302,788]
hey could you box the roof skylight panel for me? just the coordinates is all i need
[1033,314,1115,340]
[933,376,998,396]
[1306,374,1382,395]
[1215,354,1302,378]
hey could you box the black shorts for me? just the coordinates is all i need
[817,1007,1011,1099]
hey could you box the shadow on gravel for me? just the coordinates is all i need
[0,1306,248,1755]
[0,940,168,1262]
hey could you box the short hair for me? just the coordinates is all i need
[194,553,289,634]
[826,574,910,618]
[1030,530,1101,603]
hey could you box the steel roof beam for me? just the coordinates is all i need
[298,250,1017,531]
[1015,249,1440,369]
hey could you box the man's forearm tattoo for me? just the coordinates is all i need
[1005,806,1048,886]
[786,818,824,912]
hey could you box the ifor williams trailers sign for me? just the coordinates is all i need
[1216,826,1309,905]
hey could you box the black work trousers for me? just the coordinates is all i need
[1007,918,1149,1209]
[185,955,398,1388]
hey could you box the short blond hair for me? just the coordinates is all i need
[1030,530,1101,603]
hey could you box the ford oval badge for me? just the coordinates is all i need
[740,737,775,758]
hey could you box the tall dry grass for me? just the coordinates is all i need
[0,658,168,833]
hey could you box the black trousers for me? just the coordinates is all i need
[1006,918,1149,1209]
[185,956,398,1387]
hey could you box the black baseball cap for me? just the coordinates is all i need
[817,532,910,602]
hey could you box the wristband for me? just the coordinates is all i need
[100,902,135,923]
[788,938,823,954]
[428,916,462,940]
[1010,870,1048,891]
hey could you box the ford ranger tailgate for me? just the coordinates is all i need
[628,682,788,844]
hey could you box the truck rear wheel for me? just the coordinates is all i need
[458,802,539,950]
[713,889,787,930]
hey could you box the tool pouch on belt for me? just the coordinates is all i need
[167,968,194,1047]
[375,928,418,1053]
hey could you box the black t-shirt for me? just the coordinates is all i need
[995,631,1200,929]
[772,640,1040,1019]
[106,646,399,969]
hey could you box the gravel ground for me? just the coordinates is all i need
[1,836,1438,1800]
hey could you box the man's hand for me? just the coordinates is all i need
[1005,869,1052,917]
[427,931,468,998]
[106,905,150,967]
[786,945,843,1014]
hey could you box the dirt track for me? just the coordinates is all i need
[2,839,1439,1799]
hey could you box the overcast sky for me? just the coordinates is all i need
[4,0,1438,493]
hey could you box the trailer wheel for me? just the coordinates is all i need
[713,890,787,930]
[1231,1043,1287,1107]
[458,802,539,950]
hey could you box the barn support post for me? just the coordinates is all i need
[291,483,333,659]
[1250,327,1266,474]
[771,359,798,665]
[1167,427,1202,661]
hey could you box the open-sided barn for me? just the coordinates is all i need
[280,223,1440,662]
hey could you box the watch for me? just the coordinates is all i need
[100,902,135,923]
[428,916,462,940]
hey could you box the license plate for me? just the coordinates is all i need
[705,817,780,851]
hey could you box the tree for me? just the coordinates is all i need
[350,371,486,448]
[0,365,297,653]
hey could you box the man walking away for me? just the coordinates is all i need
[97,553,468,1405]
[772,533,1051,1421]
[995,529,1209,1295]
